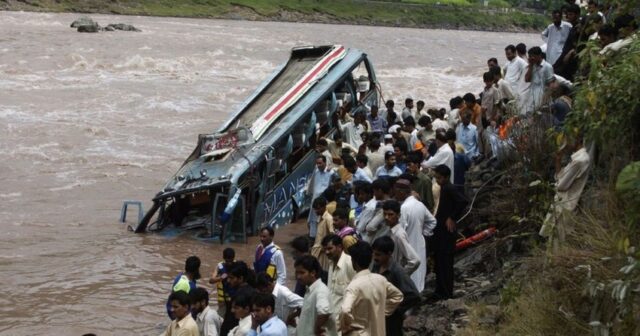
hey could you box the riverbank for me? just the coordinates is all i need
[0,0,548,32]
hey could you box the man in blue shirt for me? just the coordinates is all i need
[455,109,479,161]
[248,293,288,336]
[367,105,388,134]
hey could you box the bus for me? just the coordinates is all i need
[133,45,380,242]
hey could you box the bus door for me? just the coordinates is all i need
[211,191,247,243]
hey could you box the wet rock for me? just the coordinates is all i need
[441,298,468,315]
[105,23,141,32]
[77,24,100,33]
[70,16,97,28]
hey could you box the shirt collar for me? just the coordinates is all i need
[352,269,371,280]
[260,316,279,330]
[197,306,210,323]
[176,314,193,328]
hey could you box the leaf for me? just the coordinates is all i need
[529,180,541,187]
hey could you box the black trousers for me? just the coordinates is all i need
[434,249,454,299]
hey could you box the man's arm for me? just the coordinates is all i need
[385,281,404,316]
[339,286,356,334]
[273,250,287,285]
[525,63,534,83]
[398,232,421,275]
[541,26,549,42]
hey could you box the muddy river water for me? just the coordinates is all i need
[0,11,538,335]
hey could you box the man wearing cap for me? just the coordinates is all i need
[394,178,436,292]
[382,134,394,153]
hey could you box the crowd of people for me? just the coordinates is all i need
[159,2,637,335]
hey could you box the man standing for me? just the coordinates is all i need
[310,197,334,270]
[331,208,358,251]
[307,155,334,239]
[503,44,528,102]
[371,236,421,336]
[525,46,555,114]
[295,255,338,336]
[354,182,376,242]
[167,256,201,320]
[456,110,479,161]
[394,179,437,292]
[542,10,573,66]
[322,234,356,330]
[190,288,223,336]
[343,156,372,184]
[248,293,289,336]
[401,97,414,121]
[316,138,334,170]
[340,242,403,336]
[254,227,286,285]
[431,165,468,301]
[382,199,422,276]
[363,179,391,242]
[367,105,388,134]
[553,4,582,81]
[162,291,200,336]
[255,275,302,335]
[375,151,403,178]
[421,131,455,183]
[405,152,434,213]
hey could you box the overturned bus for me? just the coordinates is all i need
[133,45,380,242]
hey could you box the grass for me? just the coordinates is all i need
[0,0,548,31]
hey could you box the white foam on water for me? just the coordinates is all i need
[49,179,98,192]
[0,192,22,199]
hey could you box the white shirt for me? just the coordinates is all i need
[432,118,450,131]
[258,242,287,285]
[421,143,455,183]
[196,306,222,336]
[228,315,252,336]
[299,279,337,336]
[541,21,573,65]
[352,167,373,183]
[374,165,403,178]
[356,197,378,239]
[272,283,304,323]
[503,56,527,93]
[400,195,436,292]
[447,108,461,129]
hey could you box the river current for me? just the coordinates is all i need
[0,11,538,335]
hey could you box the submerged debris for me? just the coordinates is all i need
[70,17,141,33]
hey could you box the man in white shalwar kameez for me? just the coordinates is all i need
[394,179,437,292]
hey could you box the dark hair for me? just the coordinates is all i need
[229,261,255,286]
[552,9,562,15]
[382,199,401,214]
[321,234,343,247]
[333,132,342,141]
[252,292,276,310]
[463,93,476,104]
[233,292,253,309]
[168,290,191,306]
[260,226,275,237]
[185,256,201,280]
[313,197,328,209]
[403,116,416,127]
[450,96,463,109]
[384,151,396,161]
[343,156,356,170]
[445,128,457,142]
[407,151,424,164]
[487,57,498,65]
[505,44,516,53]
[315,154,327,163]
[614,14,638,31]
[483,71,494,82]
[417,100,425,107]
[435,131,448,143]
[189,287,209,305]
[405,97,413,104]
[333,207,349,221]
[322,187,336,202]
[434,164,451,178]
[565,3,581,14]
[371,178,391,194]
[255,272,274,288]
[355,181,373,196]
[386,99,395,107]
[290,236,310,253]
[223,248,235,260]
[356,153,368,165]
[598,24,617,38]
[317,138,328,147]
[348,241,373,269]
[489,66,502,78]
[294,255,322,276]
[372,236,395,254]
[418,115,432,127]
[516,43,527,55]
[528,46,543,56]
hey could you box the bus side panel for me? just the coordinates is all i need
[261,151,317,231]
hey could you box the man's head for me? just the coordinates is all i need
[463,93,476,108]
[372,178,390,200]
[483,71,494,88]
[347,241,373,272]
[434,164,451,186]
[290,235,310,261]
[255,272,276,294]
[384,151,397,168]
[487,57,498,69]
[416,100,425,112]
[528,46,544,65]
[598,24,618,47]
[382,199,401,227]
[368,137,381,151]
[312,197,327,217]
[445,128,457,146]
[252,293,276,325]
[231,293,252,320]
[228,261,250,288]
[393,179,412,202]
[355,154,368,169]
[355,181,373,204]
[223,248,235,264]
[450,96,464,110]
[343,156,357,174]
[516,43,527,57]
[587,1,598,14]
[168,290,191,320]
[461,109,472,126]
[386,99,395,110]
[490,66,502,81]
[403,116,416,132]
[552,9,563,25]
[185,256,201,280]
[371,236,395,267]
[315,154,327,172]
[332,207,349,231]
[435,130,448,148]
[370,105,379,118]
[321,234,344,263]
[406,151,423,175]
[294,255,322,286]
[333,132,343,146]
[405,97,414,109]
[316,138,329,153]
[259,226,275,247]
[565,4,581,24]
[614,14,638,39]
[418,115,432,130]
[189,287,209,314]
[505,44,517,61]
